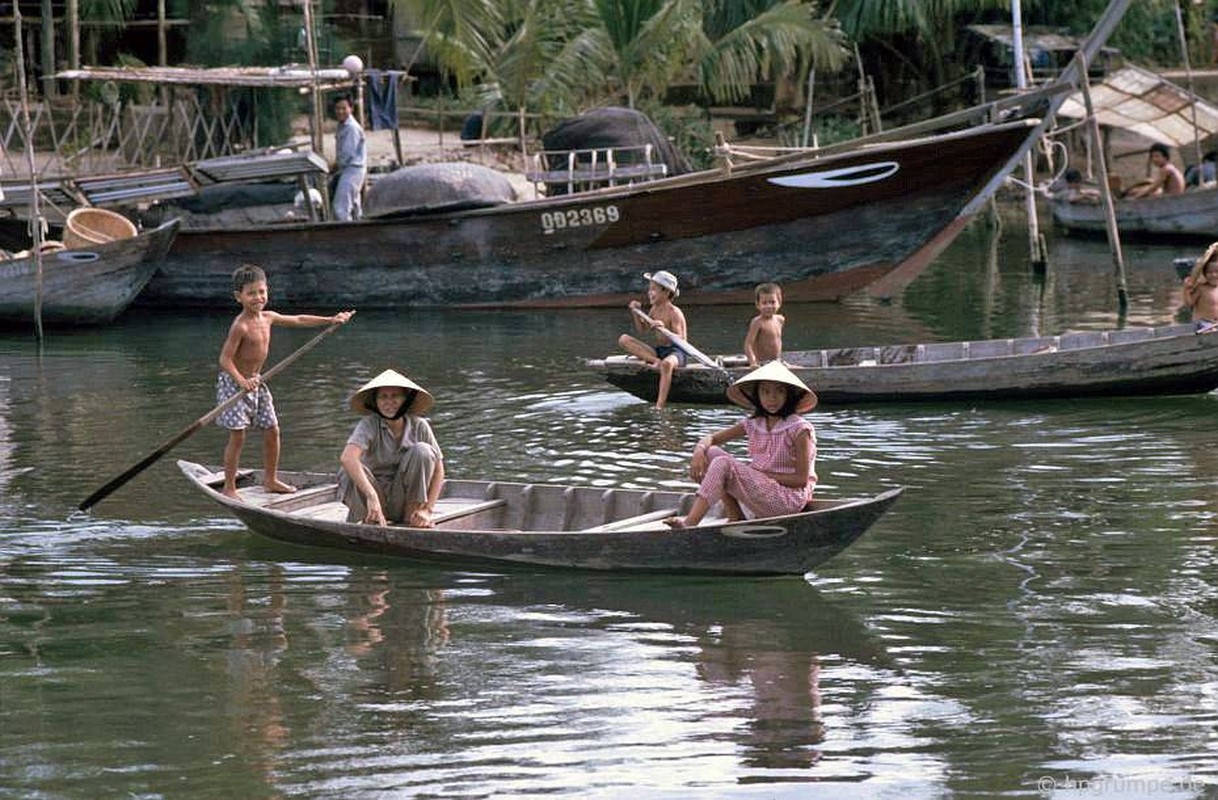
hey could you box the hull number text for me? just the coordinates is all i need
[541,205,620,233]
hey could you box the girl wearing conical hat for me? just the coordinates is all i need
[665,361,817,529]
[338,369,445,527]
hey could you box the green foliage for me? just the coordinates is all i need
[1022,0,1194,66]
[638,100,717,168]
[178,0,328,146]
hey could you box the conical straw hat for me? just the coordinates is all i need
[726,361,817,413]
[349,369,434,415]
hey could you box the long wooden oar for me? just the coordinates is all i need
[630,307,725,372]
[78,319,351,511]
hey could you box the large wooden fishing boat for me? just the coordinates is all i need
[0,219,179,326]
[135,117,1040,309]
[587,323,1218,405]
[178,460,902,575]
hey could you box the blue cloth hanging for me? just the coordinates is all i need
[365,70,400,131]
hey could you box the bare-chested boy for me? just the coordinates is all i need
[744,282,785,366]
[1184,242,1218,329]
[217,264,353,498]
[618,270,687,410]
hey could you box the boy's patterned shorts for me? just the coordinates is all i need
[215,372,279,431]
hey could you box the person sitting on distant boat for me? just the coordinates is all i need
[665,362,817,529]
[744,282,786,366]
[1125,143,1185,199]
[1185,150,1218,188]
[1056,168,1101,204]
[338,369,445,527]
[1183,241,1218,328]
[331,94,367,221]
[618,270,688,411]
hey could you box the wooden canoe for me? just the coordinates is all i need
[138,118,1041,308]
[587,322,1218,405]
[178,460,902,576]
[0,219,179,327]
[1049,187,1218,239]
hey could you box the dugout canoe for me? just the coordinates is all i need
[0,219,179,327]
[587,322,1218,405]
[178,460,902,576]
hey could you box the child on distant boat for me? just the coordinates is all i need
[744,282,785,366]
[1125,142,1185,199]
[618,270,687,410]
[665,361,817,529]
[1183,242,1218,329]
[217,263,353,498]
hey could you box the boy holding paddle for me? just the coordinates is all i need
[618,270,688,410]
[218,264,353,498]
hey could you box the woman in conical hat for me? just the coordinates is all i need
[338,369,445,527]
[666,361,818,529]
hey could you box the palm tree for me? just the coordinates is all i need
[392,0,606,115]
[394,0,846,110]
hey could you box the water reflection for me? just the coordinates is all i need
[3,211,1218,795]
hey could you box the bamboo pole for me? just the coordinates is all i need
[801,65,816,148]
[66,0,79,98]
[14,7,45,340]
[1173,0,1204,170]
[157,0,169,107]
[40,0,55,97]
[1011,0,1047,270]
[1075,52,1129,310]
[301,0,329,218]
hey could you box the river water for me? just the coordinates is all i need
[2,208,1217,798]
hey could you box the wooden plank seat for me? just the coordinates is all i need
[259,483,340,511]
[432,497,507,525]
[582,507,680,532]
[286,498,508,525]
[194,468,254,488]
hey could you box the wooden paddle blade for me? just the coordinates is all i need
[78,424,202,510]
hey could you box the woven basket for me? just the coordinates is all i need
[63,208,138,249]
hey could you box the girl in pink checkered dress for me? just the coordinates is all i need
[665,361,817,529]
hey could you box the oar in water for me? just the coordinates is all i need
[78,318,353,512]
[630,306,726,372]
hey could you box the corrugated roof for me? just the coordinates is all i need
[1057,64,1218,147]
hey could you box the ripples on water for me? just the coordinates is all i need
[2,221,1218,795]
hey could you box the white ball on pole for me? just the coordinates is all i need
[342,54,364,76]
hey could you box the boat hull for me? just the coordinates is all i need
[0,219,179,326]
[590,323,1218,404]
[178,461,902,575]
[143,122,1038,308]
[1050,189,1218,239]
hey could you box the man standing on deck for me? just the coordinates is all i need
[332,94,367,221]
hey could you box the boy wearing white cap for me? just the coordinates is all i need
[617,270,688,410]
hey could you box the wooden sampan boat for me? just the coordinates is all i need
[178,460,902,576]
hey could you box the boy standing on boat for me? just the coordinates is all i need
[332,94,367,221]
[618,270,688,410]
[217,264,353,498]
[744,282,785,366]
